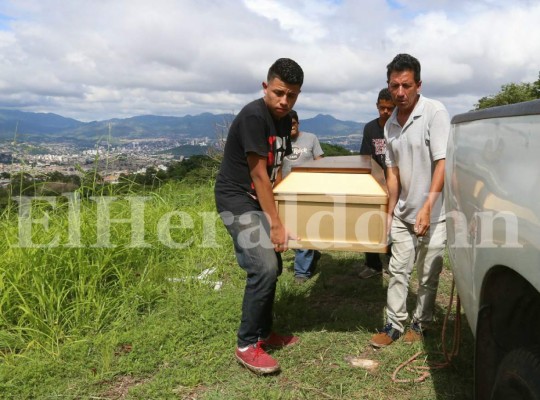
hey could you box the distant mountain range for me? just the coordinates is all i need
[0,109,365,144]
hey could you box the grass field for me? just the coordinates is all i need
[0,180,474,399]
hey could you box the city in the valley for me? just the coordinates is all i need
[0,136,214,185]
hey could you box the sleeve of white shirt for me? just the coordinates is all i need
[429,108,450,161]
[384,124,396,168]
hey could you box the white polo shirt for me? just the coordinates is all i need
[385,95,450,224]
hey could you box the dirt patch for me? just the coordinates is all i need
[100,375,150,399]
[172,384,209,399]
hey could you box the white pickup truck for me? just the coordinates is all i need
[445,99,540,399]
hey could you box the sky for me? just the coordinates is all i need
[0,0,539,123]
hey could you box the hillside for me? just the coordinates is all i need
[0,109,84,139]
[0,179,474,399]
[301,113,364,137]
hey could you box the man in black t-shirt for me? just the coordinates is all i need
[358,88,394,279]
[215,58,304,375]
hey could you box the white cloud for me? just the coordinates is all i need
[243,0,332,43]
[0,0,538,123]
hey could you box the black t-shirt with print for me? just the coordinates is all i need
[360,117,387,170]
[214,98,292,215]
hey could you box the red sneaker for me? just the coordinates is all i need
[235,341,280,374]
[261,332,299,349]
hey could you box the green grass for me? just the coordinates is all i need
[0,181,474,399]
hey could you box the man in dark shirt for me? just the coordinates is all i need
[358,88,394,279]
[215,58,304,375]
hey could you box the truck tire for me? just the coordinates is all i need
[491,346,540,400]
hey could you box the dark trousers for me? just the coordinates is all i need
[365,252,383,271]
[365,244,392,271]
[220,211,282,348]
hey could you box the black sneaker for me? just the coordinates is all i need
[358,266,382,279]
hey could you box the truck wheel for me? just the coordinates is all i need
[491,346,540,400]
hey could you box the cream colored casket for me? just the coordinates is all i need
[273,155,388,253]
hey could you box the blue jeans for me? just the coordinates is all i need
[219,211,282,348]
[294,249,320,278]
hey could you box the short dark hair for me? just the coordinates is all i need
[377,88,392,103]
[268,58,304,87]
[289,109,299,122]
[386,53,421,83]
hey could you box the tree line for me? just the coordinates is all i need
[475,71,540,109]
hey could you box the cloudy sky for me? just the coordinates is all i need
[0,0,539,123]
